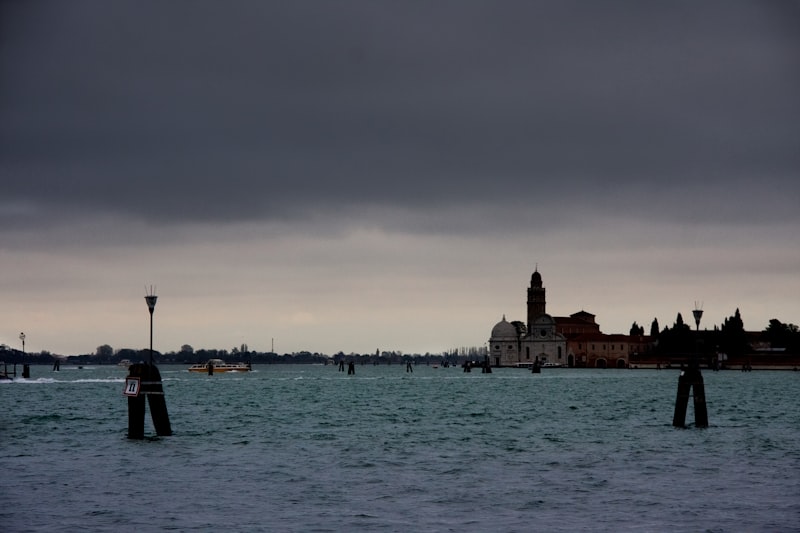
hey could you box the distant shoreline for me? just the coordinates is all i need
[16,361,799,371]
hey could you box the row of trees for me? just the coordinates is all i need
[630,310,800,357]
[62,344,467,366]
[762,319,800,352]
[73,345,330,365]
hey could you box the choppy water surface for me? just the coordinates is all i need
[1,365,798,532]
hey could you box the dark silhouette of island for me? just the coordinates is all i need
[1,314,798,370]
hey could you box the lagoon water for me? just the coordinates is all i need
[1,364,798,532]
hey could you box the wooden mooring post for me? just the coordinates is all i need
[124,362,172,439]
[672,364,708,428]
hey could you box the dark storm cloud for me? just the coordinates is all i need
[2,1,798,231]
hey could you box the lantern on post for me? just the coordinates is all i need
[145,287,158,365]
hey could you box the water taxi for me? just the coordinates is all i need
[188,358,251,373]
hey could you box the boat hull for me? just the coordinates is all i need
[188,366,250,373]
[188,359,251,373]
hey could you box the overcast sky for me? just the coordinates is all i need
[2,1,798,356]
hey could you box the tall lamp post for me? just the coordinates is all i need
[18,332,25,377]
[145,288,158,365]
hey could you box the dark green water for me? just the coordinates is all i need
[1,365,798,532]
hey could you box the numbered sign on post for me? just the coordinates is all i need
[123,377,141,397]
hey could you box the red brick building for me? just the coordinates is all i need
[553,311,654,368]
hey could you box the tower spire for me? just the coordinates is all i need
[527,267,546,331]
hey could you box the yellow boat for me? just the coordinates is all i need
[188,358,251,373]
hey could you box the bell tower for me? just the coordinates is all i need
[527,267,546,331]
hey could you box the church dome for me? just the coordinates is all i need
[531,270,542,287]
[491,316,518,338]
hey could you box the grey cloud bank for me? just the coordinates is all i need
[1,1,798,355]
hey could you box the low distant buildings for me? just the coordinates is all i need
[488,269,654,368]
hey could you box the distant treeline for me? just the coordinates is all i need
[648,312,800,358]
[0,344,485,366]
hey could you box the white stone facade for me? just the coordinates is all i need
[488,270,567,367]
